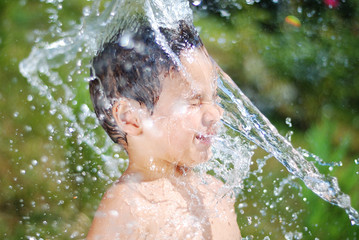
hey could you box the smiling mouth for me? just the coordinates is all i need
[195,134,212,145]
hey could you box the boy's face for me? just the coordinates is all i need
[142,47,223,168]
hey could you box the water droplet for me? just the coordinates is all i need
[47,124,54,133]
[20,169,26,175]
[76,165,83,172]
[354,158,359,165]
[27,95,33,101]
[75,176,84,183]
[65,127,75,137]
[109,210,119,216]
[285,130,293,141]
[13,112,19,118]
[285,117,292,127]
[70,231,79,238]
[192,0,201,6]
[217,38,226,45]
[31,160,38,166]
[119,32,134,49]
[49,108,56,115]
[41,156,48,163]
[219,10,230,18]
[247,216,252,225]
[25,125,32,132]
[83,6,91,16]
[238,203,247,209]
[246,0,255,5]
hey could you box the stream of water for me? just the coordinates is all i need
[19,0,358,238]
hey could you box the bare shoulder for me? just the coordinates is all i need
[199,174,231,195]
[87,180,143,240]
[100,180,137,205]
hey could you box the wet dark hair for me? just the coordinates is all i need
[89,20,203,146]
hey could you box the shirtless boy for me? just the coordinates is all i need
[87,20,241,239]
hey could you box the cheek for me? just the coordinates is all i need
[167,114,201,150]
[144,117,163,139]
[182,109,202,132]
[153,104,203,148]
[171,101,188,115]
[171,108,201,133]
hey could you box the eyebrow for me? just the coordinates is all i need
[188,91,218,101]
[191,93,202,99]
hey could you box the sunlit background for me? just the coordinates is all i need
[1,0,358,239]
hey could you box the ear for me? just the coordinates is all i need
[112,100,143,136]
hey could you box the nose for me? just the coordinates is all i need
[202,103,223,127]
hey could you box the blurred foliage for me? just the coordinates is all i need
[195,0,359,129]
[0,0,358,239]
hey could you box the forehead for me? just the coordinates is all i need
[167,47,217,94]
[153,48,217,114]
[181,48,216,82]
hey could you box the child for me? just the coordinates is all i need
[87,20,241,239]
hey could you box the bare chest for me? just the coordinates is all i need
[127,178,240,239]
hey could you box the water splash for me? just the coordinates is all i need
[18,0,358,238]
[216,71,359,225]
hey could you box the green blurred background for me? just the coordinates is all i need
[1,0,358,239]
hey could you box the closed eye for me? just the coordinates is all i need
[188,93,220,107]
[188,94,202,107]
[188,98,202,106]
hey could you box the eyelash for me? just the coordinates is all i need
[189,97,220,107]
[189,99,202,107]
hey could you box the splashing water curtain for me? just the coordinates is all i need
[19,0,359,238]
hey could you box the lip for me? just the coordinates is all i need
[194,125,218,148]
[194,133,214,147]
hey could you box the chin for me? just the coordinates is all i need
[176,147,213,168]
[191,149,213,166]
[202,147,213,160]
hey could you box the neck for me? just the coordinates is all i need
[124,144,192,182]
